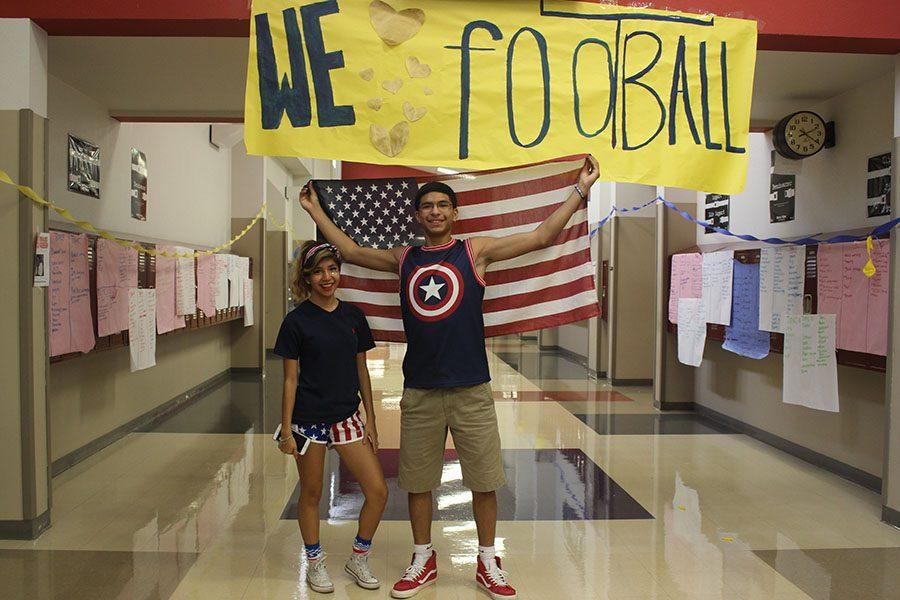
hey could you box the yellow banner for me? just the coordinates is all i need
[244,0,757,193]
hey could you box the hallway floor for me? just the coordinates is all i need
[2,336,899,599]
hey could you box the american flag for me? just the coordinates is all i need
[312,157,600,342]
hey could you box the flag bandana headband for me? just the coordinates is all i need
[303,243,341,269]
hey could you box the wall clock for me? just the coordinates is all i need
[773,111,828,160]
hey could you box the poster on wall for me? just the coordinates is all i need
[131,148,148,221]
[769,173,795,223]
[67,134,100,199]
[704,194,730,233]
[866,153,891,218]
[33,232,50,287]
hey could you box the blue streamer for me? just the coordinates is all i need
[588,196,900,245]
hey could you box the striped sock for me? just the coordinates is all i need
[305,542,323,561]
[352,535,372,556]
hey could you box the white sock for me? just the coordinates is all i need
[478,545,496,567]
[413,543,433,565]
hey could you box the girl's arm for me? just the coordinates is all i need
[279,358,299,455]
[357,352,378,450]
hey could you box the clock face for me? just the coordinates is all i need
[783,112,826,157]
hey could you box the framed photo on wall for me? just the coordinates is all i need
[67,134,100,199]
[131,148,148,220]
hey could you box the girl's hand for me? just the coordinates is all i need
[298,183,321,215]
[278,434,298,456]
[364,423,379,451]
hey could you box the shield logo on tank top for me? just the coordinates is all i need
[406,261,465,322]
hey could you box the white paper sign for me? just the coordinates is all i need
[677,298,707,367]
[702,251,734,325]
[174,246,196,316]
[227,255,243,308]
[243,279,254,327]
[128,288,157,372]
[214,254,229,310]
[758,246,805,333]
[34,232,50,287]
[783,314,839,412]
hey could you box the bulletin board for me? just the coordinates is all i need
[49,230,250,363]
[667,243,888,373]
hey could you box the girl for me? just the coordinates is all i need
[274,239,388,593]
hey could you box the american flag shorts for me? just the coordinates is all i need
[296,410,366,447]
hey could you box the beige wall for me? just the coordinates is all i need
[696,346,886,477]
[265,230,287,349]
[0,111,25,520]
[49,325,232,461]
[611,217,656,382]
[883,109,899,512]
[658,199,700,406]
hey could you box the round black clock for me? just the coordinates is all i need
[773,111,827,160]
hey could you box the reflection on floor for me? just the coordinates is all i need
[280,449,653,521]
[1,335,899,600]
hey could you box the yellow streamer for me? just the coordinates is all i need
[0,168,266,259]
[863,235,877,278]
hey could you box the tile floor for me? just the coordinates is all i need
[2,336,899,599]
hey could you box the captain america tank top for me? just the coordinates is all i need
[399,238,491,389]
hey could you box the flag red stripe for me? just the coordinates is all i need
[371,329,406,342]
[344,240,590,294]
[340,276,399,293]
[484,303,600,338]
[483,275,596,313]
[453,202,563,234]
[346,301,402,319]
[451,170,580,207]
[485,247,592,286]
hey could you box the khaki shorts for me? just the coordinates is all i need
[399,382,506,493]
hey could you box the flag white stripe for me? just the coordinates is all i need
[366,315,404,331]
[488,235,590,271]
[340,260,595,307]
[433,160,583,193]
[483,290,598,327]
[457,187,571,220]
[337,288,398,306]
[483,262,595,300]
[456,209,587,237]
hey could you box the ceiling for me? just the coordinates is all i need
[47,37,896,124]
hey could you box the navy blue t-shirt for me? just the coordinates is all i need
[274,300,375,425]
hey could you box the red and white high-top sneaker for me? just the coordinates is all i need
[476,556,517,599]
[391,551,438,598]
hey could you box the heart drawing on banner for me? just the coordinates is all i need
[405,56,431,78]
[367,98,384,110]
[359,68,375,81]
[369,0,425,46]
[403,101,427,122]
[382,79,403,94]
[370,121,410,157]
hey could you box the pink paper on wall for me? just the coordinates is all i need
[196,254,217,318]
[68,234,95,353]
[816,244,843,336]
[49,232,72,356]
[839,241,869,353]
[866,239,890,356]
[49,232,95,357]
[155,245,185,334]
[96,239,138,337]
[668,253,703,324]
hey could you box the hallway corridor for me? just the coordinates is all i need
[1,337,898,600]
